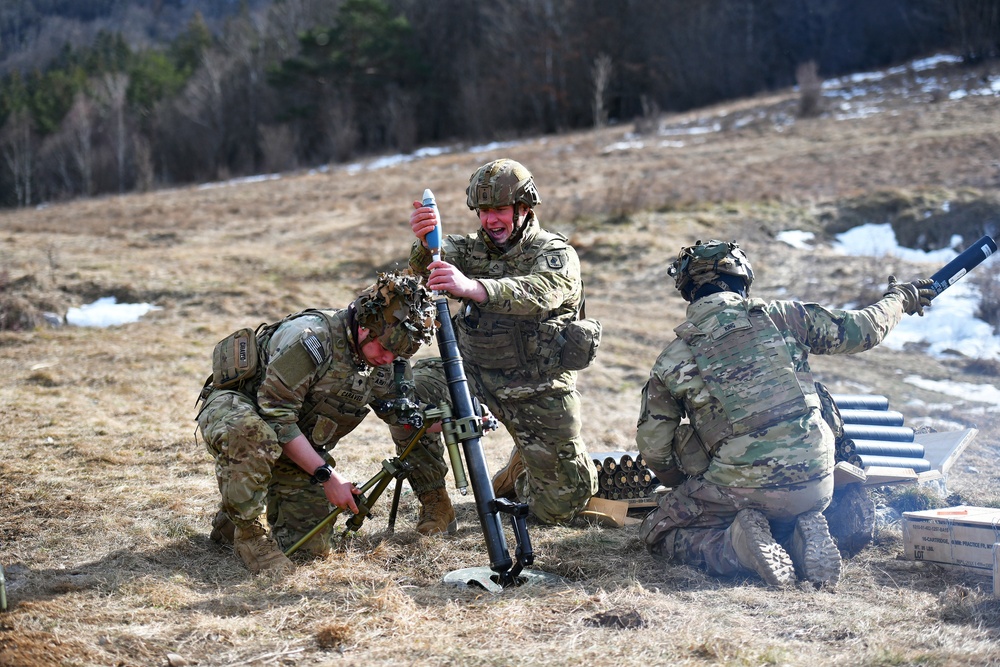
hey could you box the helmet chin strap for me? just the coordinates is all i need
[504,206,532,248]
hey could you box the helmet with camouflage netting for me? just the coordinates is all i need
[668,239,755,302]
[466,158,541,211]
[353,271,437,358]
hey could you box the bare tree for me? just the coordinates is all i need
[385,86,416,154]
[65,92,95,196]
[219,7,272,173]
[133,132,154,192]
[321,94,359,163]
[591,52,613,128]
[176,49,232,178]
[95,72,131,194]
[949,0,1000,62]
[0,108,34,206]
[796,60,823,118]
[258,123,297,173]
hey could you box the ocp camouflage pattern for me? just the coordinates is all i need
[197,308,448,549]
[409,213,597,522]
[410,214,582,400]
[637,290,906,489]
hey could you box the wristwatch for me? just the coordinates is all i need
[310,463,334,485]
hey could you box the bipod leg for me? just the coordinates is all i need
[489,497,534,587]
[386,476,404,535]
[285,422,431,556]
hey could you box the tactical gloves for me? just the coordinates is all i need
[885,275,935,316]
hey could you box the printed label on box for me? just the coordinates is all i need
[902,506,1000,571]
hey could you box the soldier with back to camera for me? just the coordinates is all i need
[636,239,934,587]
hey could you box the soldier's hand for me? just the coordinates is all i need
[886,275,934,316]
[323,473,362,514]
[410,200,438,245]
[428,260,487,302]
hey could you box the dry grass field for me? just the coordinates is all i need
[2,58,1000,666]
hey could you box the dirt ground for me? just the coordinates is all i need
[1,57,1000,666]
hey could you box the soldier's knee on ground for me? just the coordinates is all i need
[522,484,592,525]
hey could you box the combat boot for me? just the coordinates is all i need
[491,447,523,500]
[416,487,457,536]
[233,518,295,576]
[725,509,795,587]
[210,509,235,545]
[787,511,842,588]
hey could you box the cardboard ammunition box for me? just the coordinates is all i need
[902,505,1000,571]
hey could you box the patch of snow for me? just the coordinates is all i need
[66,297,161,327]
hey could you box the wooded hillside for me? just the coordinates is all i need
[1,0,998,208]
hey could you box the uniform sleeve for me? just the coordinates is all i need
[409,234,464,276]
[635,370,684,473]
[771,294,906,355]
[256,322,326,445]
[409,241,434,275]
[479,244,582,315]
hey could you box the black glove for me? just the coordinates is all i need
[649,464,687,488]
[885,275,935,316]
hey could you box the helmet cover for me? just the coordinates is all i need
[354,271,437,358]
[668,239,754,301]
[466,158,541,211]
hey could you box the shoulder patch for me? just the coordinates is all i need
[302,332,325,365]
[271,338,320,388]
[544,251,567,269]
[373,366,392,387]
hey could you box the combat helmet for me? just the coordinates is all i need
[353,271,437,358]
[668,239,755,302]
[466,159,541,211]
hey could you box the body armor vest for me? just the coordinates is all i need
[455,230,576,375]
[254,309,389,449]
[675,298,812,450]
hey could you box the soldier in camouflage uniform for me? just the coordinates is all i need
[196,272,449,576]
[636,240,934,587]
[407,159,599,525]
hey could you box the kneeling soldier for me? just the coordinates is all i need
[196,272,451,575]
[637,240,934,588]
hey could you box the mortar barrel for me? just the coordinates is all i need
[849,454,931,472]
[843,424,914,442]
[846,439,925,458]
[832,394,890,411]
[839,409,905,427]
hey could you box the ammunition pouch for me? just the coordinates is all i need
[559,317,602,371]
[212,327,260,389]
[456,317,524,370]
[674,423,711,476]
[815,381,845,445]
